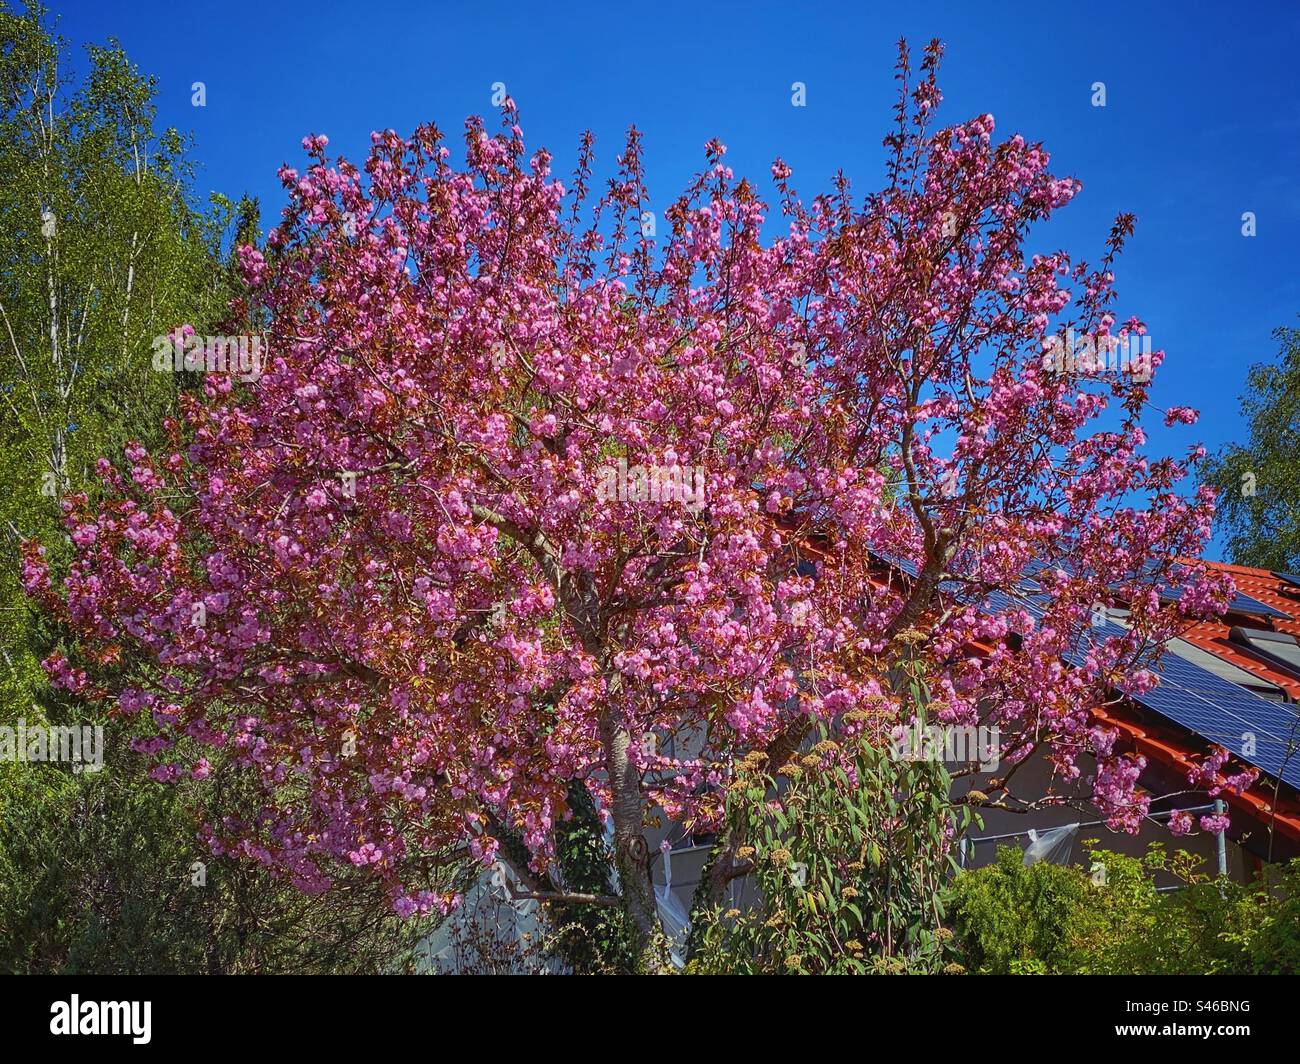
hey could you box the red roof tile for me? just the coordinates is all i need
[1180,561,1300,700]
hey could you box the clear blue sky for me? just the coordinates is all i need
[50,0,1300,559]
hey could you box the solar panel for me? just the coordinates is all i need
[1274,572,1300,590]
[876,551,1042,601]
[980,588,1046,619]
[1066,621,1300,789]
[880,552,918,578]
[874,550,1300,788]
[1159,585,1293,621]
[1227,592,1293,620]
[1042,555,1294,620]
[1021,558,1057,580]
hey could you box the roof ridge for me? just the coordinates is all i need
[1191,558,1276,578]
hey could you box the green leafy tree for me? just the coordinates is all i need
[0,0,227,714]
[541,779,635,973]
[687,653,974,975]
[0,5,463,972]
[1204,324,1300,570]
[949,844,1147,974]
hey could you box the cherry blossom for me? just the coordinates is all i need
[23,42,1247,966]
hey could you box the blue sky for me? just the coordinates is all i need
[51,0,1300,559]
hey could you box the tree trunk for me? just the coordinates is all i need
[600,717,665,972]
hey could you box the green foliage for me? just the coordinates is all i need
[949,844,1138,974]
[0,5,456,974]
[951,842,1300,974]
[687,723,972,974]
[1202,324,1300,570]
[0,758,454,973]
[0,0,235,714]
[542,779,635,974]
[1,1,216,972]
[445,780,637,974]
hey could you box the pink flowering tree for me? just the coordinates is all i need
[24,42,1248,970]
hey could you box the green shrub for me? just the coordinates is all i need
[687,723,973,975]
[951,841,1300,974]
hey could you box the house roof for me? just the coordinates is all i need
[855,546,1300,848]
[1179,562,1300,702]
[773,522,1300,849]
[1069,560,1300,848]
